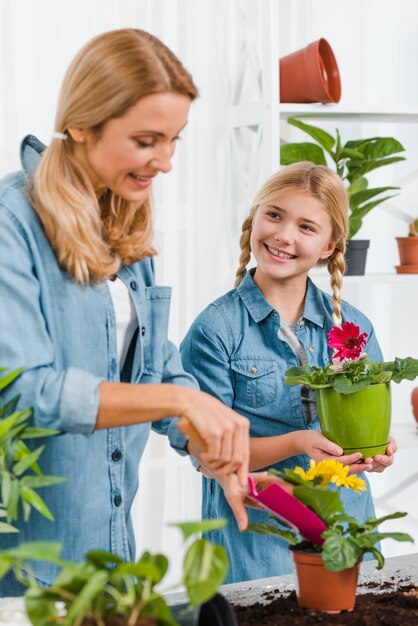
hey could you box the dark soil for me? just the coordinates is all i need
[233,584,418,625]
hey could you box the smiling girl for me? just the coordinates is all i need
[180,162,396,583]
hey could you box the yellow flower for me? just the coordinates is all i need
[295,459,318,482]
[343,475,366,493]
[293,459,365,493]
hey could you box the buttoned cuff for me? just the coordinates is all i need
[59,367,104,435]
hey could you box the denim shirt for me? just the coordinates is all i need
[180,269,383,583]
[0,136,194,593]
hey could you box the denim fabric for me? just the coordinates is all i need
[180,270,383,583]
[0,136,195,594]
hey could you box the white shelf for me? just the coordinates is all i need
[279,104,418,123]
[310,271,418,285]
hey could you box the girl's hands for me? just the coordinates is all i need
[364,435,397,473]
[177,388,250,487]
[296,430,373,473]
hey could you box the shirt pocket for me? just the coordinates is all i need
[230,357,277,409]
[142,286,171,378]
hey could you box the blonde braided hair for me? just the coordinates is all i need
[234,162,349,327]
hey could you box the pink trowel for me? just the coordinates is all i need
[247,475,326,545]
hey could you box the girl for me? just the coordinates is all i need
[0,29,252,594]
[180,162,396,583]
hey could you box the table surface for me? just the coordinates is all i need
[0,552,417,623]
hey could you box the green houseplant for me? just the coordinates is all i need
[247,460,414,613]
[280,116,406,274]
[0,367,64,532]
[0,520,232,626]
[285,322,418,458]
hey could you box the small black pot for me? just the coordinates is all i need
[344,240,370,275]
[171,593,237,626]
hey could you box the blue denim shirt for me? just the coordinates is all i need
[0,136,194,593]
[180,269,383,583]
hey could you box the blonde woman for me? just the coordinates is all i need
[181,162,397,583]
[0,29,253,594]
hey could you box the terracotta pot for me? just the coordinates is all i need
[412,387,418,424]
[316,383,391,458]
[279,38,341,103]
[291,551,360,612]
[396,237,418,271]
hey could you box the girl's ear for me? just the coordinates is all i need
[320,240,337,260]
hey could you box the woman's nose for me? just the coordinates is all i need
[151,144,173,173]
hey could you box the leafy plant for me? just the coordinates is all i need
[0,367,64,531]
[246,460,413,571]
[0,519,229,626]
[280,116,406,239]
[285,322,418,395]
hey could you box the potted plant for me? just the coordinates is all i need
[396,217,418,273]
[247,460,414,613]
[280,116,406,274]
[285,322,418,458]
[0,520,236,626]
[0,367,64,533]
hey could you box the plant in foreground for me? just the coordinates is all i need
[247,459,413,572]
[285,321,418,395]
[0,519,229,626]
[0,367,64,532]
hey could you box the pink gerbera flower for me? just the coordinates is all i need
[327,322,368,362]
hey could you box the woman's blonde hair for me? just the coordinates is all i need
[29,29,198,284]
[235,162,348,326]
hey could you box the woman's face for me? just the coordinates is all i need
[250,189,336,285]
[74,92,191,201]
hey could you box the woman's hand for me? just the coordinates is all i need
[364,435,397,473]
[296,430,373,473]
[177,388,250,487]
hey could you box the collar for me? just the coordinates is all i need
[237,270,326,327]
[20,135,47,180]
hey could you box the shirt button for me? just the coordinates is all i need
[309,346,315,352]
[130,281,138,291]
[141,326,146,336]
[250,367,257,374]
[114,495,122,507]
[299,321,305,327]
[111,449,122,462]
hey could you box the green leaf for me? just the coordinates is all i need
[245,522,298,544]
[85,550,125,568]
[321,533,362,571]
[338,147,365,160]
[348,176,368,196]
[13,446,45,477]
[173,518,227,541]
[20,427,61,439]
[2,541,62,563]
[20,486,54,521]
[364,511,408,529]
[0,368,23,392]
[25,590,58,626]
[391,357,418,383]
[332,376,371,394]
[20,475,66,488]
[182,539,228,606]
[350,186,399,211]
[346,137,405,160]
[0,412,24,440]
[287,117,335,152]
[366,546,385,569]
[66,569,109,624]
[281,142,327,166]
[347,156,405,181]
[0,521,18,532]
[293,485,343,525]
[120,552,169,585]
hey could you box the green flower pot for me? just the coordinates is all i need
[316,383,391,458]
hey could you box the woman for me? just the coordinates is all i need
[0,29,250,594]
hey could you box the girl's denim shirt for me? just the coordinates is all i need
[180,269,383,583]
[0,136,194,593]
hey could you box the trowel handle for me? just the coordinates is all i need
[177,416,208,451]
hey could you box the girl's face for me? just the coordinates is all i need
[250,189,336,285]
[72,92,191,201]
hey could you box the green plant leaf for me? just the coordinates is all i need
[332,376,371,394]
[363,511,408,529]
[2,541,62,563]
[350,186,399,210]
[182,539,228,606]
[347,176,368,196]
[281,142,327,166]
[391,357,418,383]
[245,522,298,544]
[0,368,23,392]
[366,546,385,569]
[287,117,335,152]
[0,521,18,532]
[346,137,405,159]
[66,569,109,624]
[293,485,343,525]
[20,486,54,521]
[25,590,57,626]
[12,446,45,477]
[173,518,227,541]
[321,533,362,571]
[85,550,125,568]
[347,156,405,181]
[20,475,66,489]
[120,552,169,585]
[20,427,61,439]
